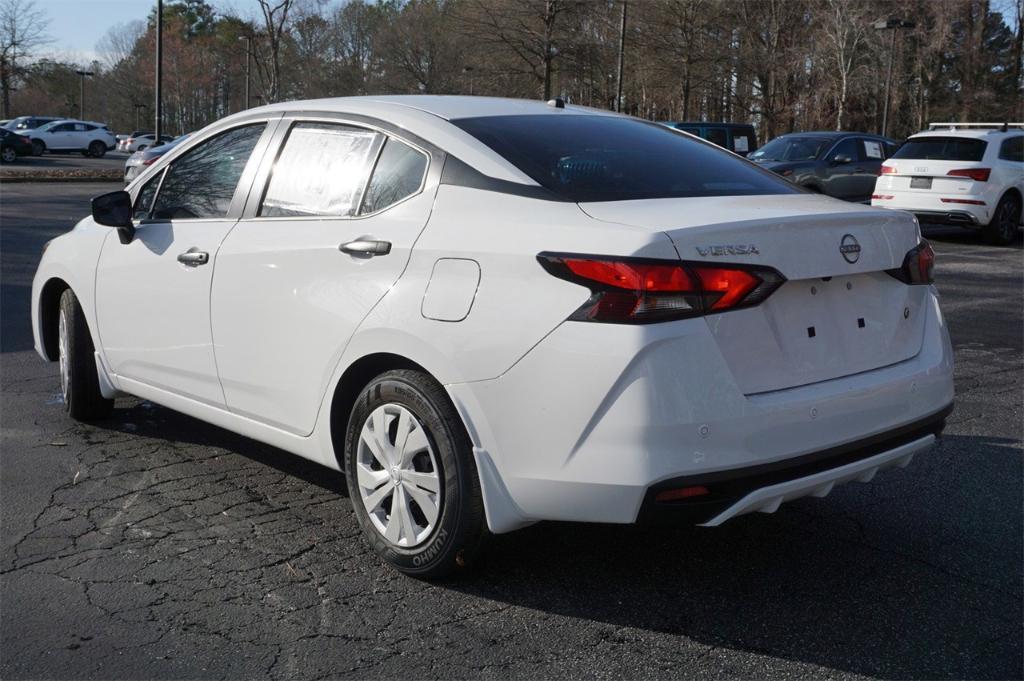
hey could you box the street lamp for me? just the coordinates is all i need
[874,18,915,137]
[462,66,474,96]
[74,70,94,120]
[237,33,265,110]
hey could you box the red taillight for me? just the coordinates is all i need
[538,253,785,323]
[887,240,935,285]
[19,135,29,143]
[880,165,897,175]
[142,156,158,165]
[872,194,894,200]
[947,167,990,182]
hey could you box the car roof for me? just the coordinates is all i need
[247,95,616,122]
[908,129,1018,140]
[214,96,622,185]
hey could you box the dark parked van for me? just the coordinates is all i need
[662,121,758,157]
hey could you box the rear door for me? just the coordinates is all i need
[95,121,276,406]
[211,117,439,435]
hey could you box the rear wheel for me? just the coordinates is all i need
[31,139,45,156]
[87,141,106,158]
[344,369,488,578]
[983,194,1021,246]
[1,146,16,163]
[58,289,113,421]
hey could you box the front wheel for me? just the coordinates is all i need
[58,289,113,420]
[982,194,1021,246]
[344,369,488,578]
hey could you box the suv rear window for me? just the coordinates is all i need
[452,115,796,203]
[892,137,987,161]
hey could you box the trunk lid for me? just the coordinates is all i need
[579,195,927,394]
[880,158,984,195]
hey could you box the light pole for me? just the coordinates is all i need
[74,70,94,120]
[155,0,163,140]
[238,35,252,110]
[462,66,474,95]
[874,18,915,137]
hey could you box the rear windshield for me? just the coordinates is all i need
[892,137,987,161]
[452,115,797,203]
[749,136,833,162]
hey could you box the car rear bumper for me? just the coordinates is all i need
[911,210,981,227]
[871,191,991,226]
[449,290,955,533]
[636,405,949,525]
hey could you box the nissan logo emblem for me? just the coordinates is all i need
[840,234,861,264]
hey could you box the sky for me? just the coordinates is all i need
[39,0,266,65]
[37,0,1024,67]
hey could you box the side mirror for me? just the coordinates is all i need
[832,153,853,165]
[91,190,135,244]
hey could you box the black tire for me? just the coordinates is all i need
[88,141,106,158]
[0,145,16,163]
[982,193,1021,246]
[344,369,488,578]
[57,289,114,421]
[31,139,45,156]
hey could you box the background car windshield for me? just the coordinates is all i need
[892,137,987,161]
[749,136,831,162]
[452,115,796,202]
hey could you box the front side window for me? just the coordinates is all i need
[150,123,265,220]
[830,138,859,161]
[133,171,163,220]
[999,136,1023,162]
[454,115,797,202]
[260,122,381,218]
[360,138,428,214]
[892,137,987,162]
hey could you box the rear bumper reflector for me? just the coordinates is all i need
[940,198,986,205]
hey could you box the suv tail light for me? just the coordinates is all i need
[538,253,785,324]
[947,168,990,182]
[887,241,935,285]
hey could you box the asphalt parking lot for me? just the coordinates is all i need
[2,150,128,173]
[1,182,1021,680]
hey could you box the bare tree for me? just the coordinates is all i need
[0,0,49,117]
[254,0,297,102]
[817,0,870,130]
[97,20,146,71]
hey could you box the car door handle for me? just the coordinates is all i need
[339,239,391,256]
[853,167,866,172]
[177,248,209,266]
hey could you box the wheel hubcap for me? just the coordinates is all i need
[356,403,441,548]
[58,309,69,402]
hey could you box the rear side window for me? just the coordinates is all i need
[705,128,728,149]
[733,134,752,154]
[260,122,381,218]
[150,123,265,220]
[999,136,1023,162]
[453,115,796,202]
[360,138,428,214]
[862,139,885,160]
[892,137,987,161]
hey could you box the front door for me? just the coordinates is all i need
[211,119,436,434]
[95,122,273,406]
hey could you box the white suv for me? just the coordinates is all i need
[29,119,117,158]
[872,123,1023,244]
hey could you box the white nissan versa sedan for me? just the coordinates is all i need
[32,96,955,577]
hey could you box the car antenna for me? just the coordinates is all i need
[546,97,565,109]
